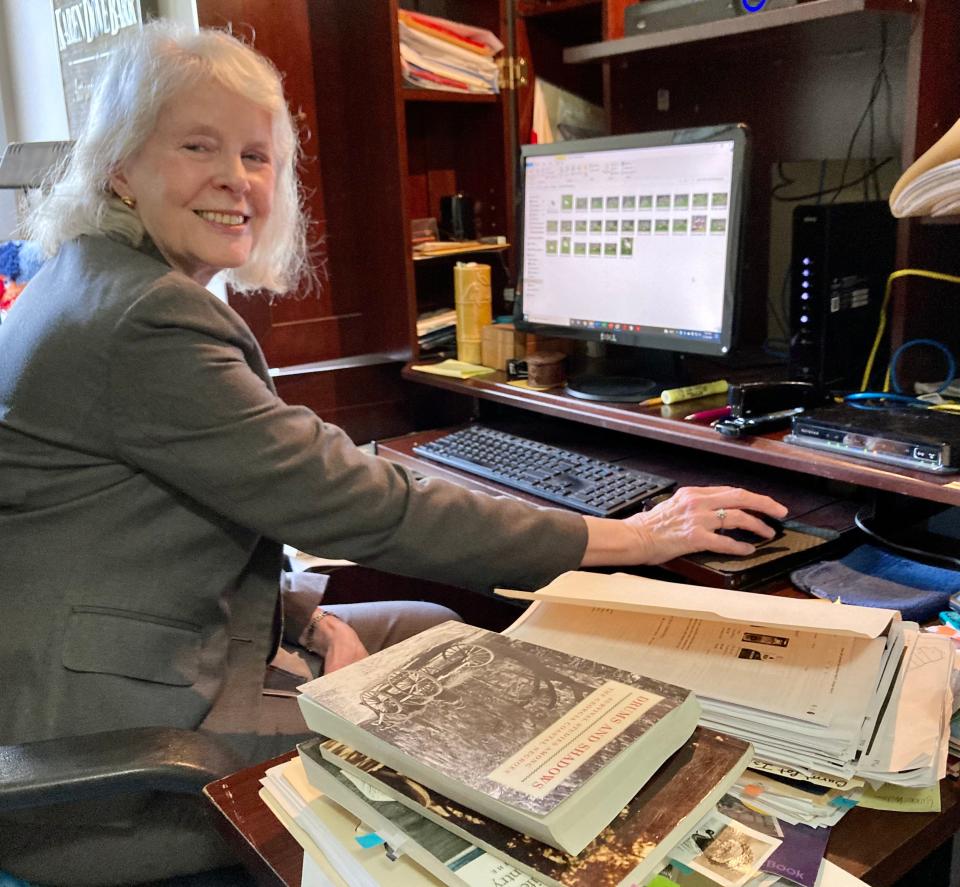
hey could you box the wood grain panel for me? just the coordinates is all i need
[274,363,418,444]
[196,0,337,366]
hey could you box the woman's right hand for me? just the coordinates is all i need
[580,485,788,567]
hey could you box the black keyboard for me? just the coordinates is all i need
[413,425,676,517]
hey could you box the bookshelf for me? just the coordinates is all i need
[565,0,917,61]
[402,88,499,104]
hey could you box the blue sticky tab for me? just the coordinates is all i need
[355,832,383,849]
[830,797,857,808]
[670,860,694,874]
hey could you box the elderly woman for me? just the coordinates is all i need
[0,21,784,885]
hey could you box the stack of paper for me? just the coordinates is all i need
[890,116,960,217]
[498,572,953,787]
[856,626,954,786]
[398,11,502,95]
[729,770,863,828]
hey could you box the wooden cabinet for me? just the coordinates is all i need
[195,0,520,439]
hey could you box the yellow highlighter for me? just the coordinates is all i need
[659,379,729,405]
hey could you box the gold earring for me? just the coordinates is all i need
[119,195,136,210]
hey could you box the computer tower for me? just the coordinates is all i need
[788,201,897,392]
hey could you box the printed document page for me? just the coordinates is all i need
[505,601,883,724]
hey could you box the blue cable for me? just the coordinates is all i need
[844,391,925,410]
[888,338,956,395]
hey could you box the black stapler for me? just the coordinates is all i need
[715,381,827,438]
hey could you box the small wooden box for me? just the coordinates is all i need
[481,322,527,370]
[524,333,577,357]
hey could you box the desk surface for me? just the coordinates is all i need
[204,750,960,887]
[402,365,960,507]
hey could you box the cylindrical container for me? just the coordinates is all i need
[454,262,492,364]
[526,351,567,388]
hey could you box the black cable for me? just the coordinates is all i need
[831,20,889,204]
[854,506,960,570]
[771,158,893,203]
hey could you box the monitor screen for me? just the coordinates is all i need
[516,125,749,370]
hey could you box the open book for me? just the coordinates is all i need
[297,620,699,855]
[889,115,960,217]
[497,571,951,785]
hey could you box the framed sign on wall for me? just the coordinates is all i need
[51,0,159,137]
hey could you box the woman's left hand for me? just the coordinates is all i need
[580,485,788,567]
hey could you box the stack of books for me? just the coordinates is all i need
[398,11,502,95]
[416,308,457,355]
[291,619,754,886]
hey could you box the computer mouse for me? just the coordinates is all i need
[720,511,785,545]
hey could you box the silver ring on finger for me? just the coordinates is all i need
[715,507,726,530]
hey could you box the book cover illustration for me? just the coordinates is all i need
[312,728,751,887]
[300,621,692,818]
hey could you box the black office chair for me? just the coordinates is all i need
[0,727,250,886]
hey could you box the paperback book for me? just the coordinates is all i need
[297,620,700,855]
[299,726,752,887]
[296,744,545,887]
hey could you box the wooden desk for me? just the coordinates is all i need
[204,372,960,885]
[204,750,960,887]
[402,365,960,508]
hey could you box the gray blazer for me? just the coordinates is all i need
[0,235,586,756]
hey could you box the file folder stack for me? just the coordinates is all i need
[398,11,502,95]
[498,572,954,788]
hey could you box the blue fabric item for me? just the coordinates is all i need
[0,240,44,283]
[791,544,960,623]
[0,240,21,280]
[0,871,33,887]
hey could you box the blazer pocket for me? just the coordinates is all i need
[62,606,201,686]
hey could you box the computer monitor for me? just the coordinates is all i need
[515,123,750,401]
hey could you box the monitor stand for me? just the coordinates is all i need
[565,345,686,403]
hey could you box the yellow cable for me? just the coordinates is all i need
[860,268,960,392]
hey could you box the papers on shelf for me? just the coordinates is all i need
[398,12,501,95]
[890,115,960,218]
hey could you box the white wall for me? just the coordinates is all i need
[0,0,68,238]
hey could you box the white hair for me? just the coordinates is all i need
[24,20,308,294]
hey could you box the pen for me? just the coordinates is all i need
[684,406,733,422]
